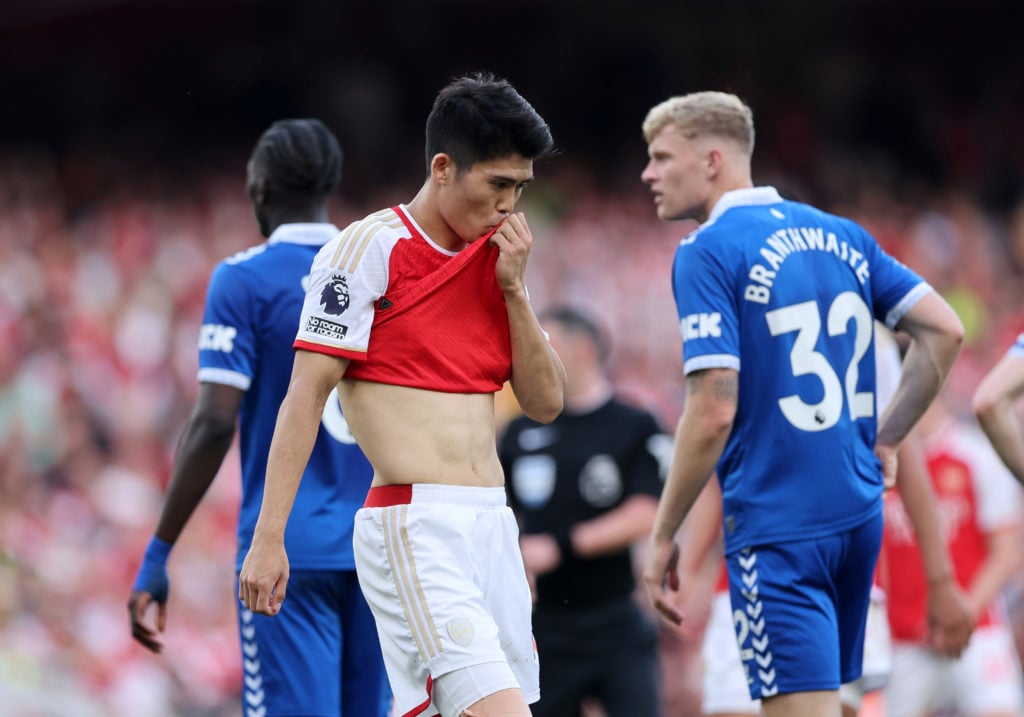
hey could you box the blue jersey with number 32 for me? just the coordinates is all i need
[198,223,374,571]
[672,188,930,554]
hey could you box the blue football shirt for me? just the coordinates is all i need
[672,187,930,554]
[197,223,374,571]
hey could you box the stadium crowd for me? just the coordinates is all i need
[1,127,1024,715]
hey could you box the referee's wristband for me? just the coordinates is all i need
[553,529,574,560]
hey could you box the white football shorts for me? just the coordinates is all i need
[353,483,539,717]
[885,623,1024,717]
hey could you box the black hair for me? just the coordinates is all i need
[251,118,342,197]
[425,72,554,173]
[539,305,610,365]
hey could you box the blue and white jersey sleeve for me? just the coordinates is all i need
[197,261,258,391]
[672,235,741,376]
[853,221,931,328]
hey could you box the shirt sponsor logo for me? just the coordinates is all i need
[305,316,349,341]
[681,312,722,341]
[319,274,351,316]
[198,323,237,352]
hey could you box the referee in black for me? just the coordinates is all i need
[499,305,668,717]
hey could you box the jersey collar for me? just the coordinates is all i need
[396,205,461,257]
[706,186,784,225]
[267,223,341,247]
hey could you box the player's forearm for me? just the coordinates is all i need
[676,477,724,575]
[653,411,730,543]
[154,412,236,544]
[571,495,658,558]
[967,527,1023,619]
[974,354,1024,483]
[506,291,565,423]
[975,404,1024,485]
[880,295,963,447]
[878,338,960,447]
[252,352,344,539]
[894,435,954,584]
[252,392,326,539]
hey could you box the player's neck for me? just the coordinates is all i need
[704,177,755,222]
[405,185,463,252]
[265,205,330,233]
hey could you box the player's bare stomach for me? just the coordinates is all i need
[338,379,505,488]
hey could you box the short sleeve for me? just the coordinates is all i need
[671,234,741,375]
[854,223,931,329]
[197,261,257,391]
[294,225,396,359]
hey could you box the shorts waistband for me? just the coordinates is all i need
[363,483,508,508]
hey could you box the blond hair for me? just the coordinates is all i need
[642,91,754,155]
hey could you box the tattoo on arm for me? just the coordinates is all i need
[687,371,739,403]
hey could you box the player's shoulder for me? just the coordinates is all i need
[208,244,272,292]
[345,208,412,244]
[220,240,272,269]
[680,194,793,252]
[221,234,320,272]
[788,201,870,240]
[218,239,316,287]
[316,207,410,272]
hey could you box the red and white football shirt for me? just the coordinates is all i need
[294,205,513,393]
[882,418,1023,640]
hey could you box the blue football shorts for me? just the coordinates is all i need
[234,569,390,717]
[725,509,883,700]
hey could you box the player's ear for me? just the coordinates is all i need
[430,153,455,185]
[705,148,723,178]
[250,175,271,208]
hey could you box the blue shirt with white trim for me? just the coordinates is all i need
[671,187,929,553]
[198,223,373,570]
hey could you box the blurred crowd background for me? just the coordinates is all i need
[1,0,1023,714]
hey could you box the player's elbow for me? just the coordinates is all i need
[704,410,735,442]
[684,398,735,445]
[521,392,564,425]
[901,293,965,368]
[925,311,965,373]
[191,408,238,443]
[972,382,1005,426]
[942,314,966,356]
